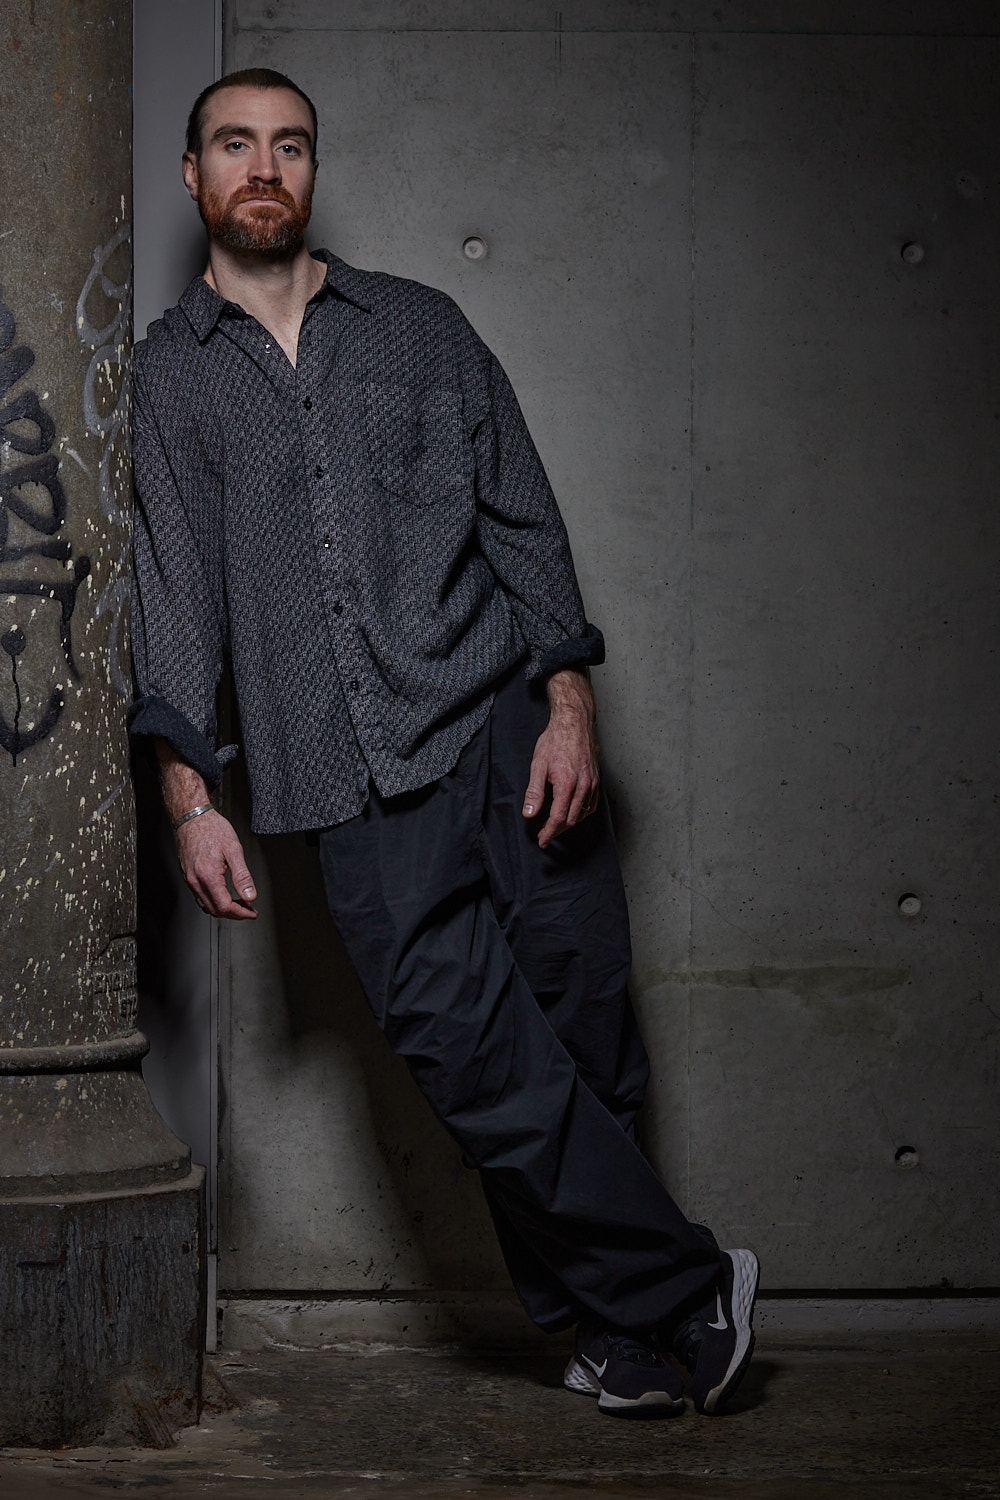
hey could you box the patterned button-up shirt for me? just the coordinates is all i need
[129,251,604,835]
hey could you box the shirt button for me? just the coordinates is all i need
[315,465,324,478]
[322,539,332,549]
[332,601,344,615]
[348,678,359,692]
[303,397,313,410]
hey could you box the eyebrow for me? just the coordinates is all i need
[210,123,313,147]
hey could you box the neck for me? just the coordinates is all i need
[202,241,326,365]
[203,239,324,313]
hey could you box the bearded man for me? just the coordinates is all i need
[129,67,759,1418]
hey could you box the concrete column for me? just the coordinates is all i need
[0,2,205,1447]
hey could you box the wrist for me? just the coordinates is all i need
[154,738,213,826]
[172,802,215,832]
[545,667,595,721]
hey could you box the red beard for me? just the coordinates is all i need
[196,181,313,258]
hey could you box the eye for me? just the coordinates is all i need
[224,139,249,153]
[278,142,303,156]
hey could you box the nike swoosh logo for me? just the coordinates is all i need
[582,1354,609,1378]
[707,1292,729,1331]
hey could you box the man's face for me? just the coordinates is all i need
[182,85,317,259]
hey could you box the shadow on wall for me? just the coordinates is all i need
[134,743,215,1172]
[135,708,635,1304]
[223,748,513,1298]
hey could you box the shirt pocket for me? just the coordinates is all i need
[361,382,471,505]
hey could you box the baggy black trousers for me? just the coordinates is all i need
[317,667,722,1333]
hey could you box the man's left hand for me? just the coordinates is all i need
[522,668,600,848]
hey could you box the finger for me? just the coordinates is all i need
[190,875,257,921]
[190,856,238,919]
[224,844,257,903]
[566,772,596,829]
[218,896,258,921]
[522,753,548,819]
[538,778,573,848]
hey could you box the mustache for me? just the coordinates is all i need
[229,185,296,209]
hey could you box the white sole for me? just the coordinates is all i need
[563,1355,685,1415]
[598,1388,685,1414]
[563,1355,600,1397]
[703,1247,759,1414]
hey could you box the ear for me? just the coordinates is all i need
[181,151,200,202]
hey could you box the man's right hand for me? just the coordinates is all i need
[153,736,257,920]
[176,808,258,920]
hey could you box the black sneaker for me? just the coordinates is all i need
[564,1322,685,1417]
[671,1247,759,1414]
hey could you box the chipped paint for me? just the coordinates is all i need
[0,36,136,1054]
[76,219,132,698]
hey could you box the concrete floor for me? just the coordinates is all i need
[1,1333,997,1499]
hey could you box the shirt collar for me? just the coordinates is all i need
[178,248,373,342]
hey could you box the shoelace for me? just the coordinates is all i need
[670,1317,707,1365]
[605,1335,666,1368]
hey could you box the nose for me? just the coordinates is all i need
[248,146,280,184]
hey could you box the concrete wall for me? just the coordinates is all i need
[151,0,1000,1342]
[132,0,221,1255]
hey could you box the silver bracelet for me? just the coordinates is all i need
[173,802,214,831]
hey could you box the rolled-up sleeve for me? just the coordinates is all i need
[469,336,605,679]
[129,355,236,787]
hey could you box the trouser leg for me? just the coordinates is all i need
[482,670,649,1129]
[474,670,653,1326]
[317,693,721,1334]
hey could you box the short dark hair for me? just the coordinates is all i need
[186,68,318,158]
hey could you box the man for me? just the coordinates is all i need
[130,67,759,1419]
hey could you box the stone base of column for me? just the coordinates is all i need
[0,1167,206,1448]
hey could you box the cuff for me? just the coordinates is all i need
[528,622,606,680]
[127,694,237,790]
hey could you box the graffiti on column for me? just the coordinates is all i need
[0,288,91,765]
[76,219,132,698]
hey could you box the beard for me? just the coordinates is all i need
[197,181,313,259]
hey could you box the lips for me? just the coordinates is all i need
[222,184,298,216]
